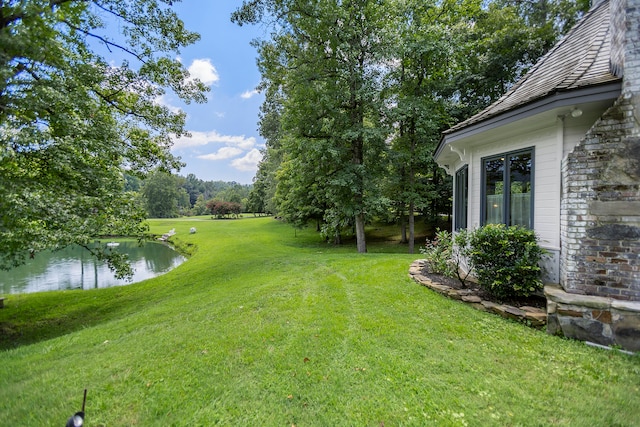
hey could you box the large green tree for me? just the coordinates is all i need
[141,170,186,219]
[247,81,285,216]
[0,0,207,275]
[235,0,590,249]
[382,0,460,253]
[235,0,392,253]
[450,0,590,119]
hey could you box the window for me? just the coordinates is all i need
[481,148,533,228]
[454,165,468,230]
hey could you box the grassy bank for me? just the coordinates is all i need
[0,217,638,426]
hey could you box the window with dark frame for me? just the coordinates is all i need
[481,148,534,228]
[454,165,468,230]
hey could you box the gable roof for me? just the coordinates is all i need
[443,0,620,136]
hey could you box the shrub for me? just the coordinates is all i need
[467,224,545,299]
[451,228,473,287]
[420,229,454,276]
[206,200,242,218]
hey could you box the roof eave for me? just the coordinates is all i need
[434,81,622,160]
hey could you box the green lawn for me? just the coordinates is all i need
[0,217,638,426]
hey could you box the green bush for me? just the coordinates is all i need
[420,229,454,276]
[468,224,545,299]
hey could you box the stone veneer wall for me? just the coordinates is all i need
[551,0,640,351]
[559,94,640,300]
[561,0,640,301]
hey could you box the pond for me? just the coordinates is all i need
[0,241,186,295]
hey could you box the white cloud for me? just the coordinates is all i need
[188,58,219,86]
[241,89,259,99]
[173,131,256,150]
[231,148,262,172]
[197,147,243,161]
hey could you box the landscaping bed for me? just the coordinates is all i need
[409,259,548,328]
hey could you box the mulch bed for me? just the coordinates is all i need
[419,264,547,310]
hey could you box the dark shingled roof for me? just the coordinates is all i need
[444,0,620,135]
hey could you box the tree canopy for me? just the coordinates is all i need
[0,0,207,276]
[235,0,589,252]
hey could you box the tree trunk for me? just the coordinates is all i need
[355,213,367,253]
[400,212,408,244]
[408,200,415,254]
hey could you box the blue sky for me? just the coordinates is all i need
[129,2,267,184]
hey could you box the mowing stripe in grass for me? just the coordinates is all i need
[0,217,638,426]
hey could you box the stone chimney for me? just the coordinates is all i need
[550,0,640,351]
[610,0,640,91]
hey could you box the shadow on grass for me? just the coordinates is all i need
[0,285,163,351]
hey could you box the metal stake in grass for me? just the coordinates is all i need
[65,389,87,427]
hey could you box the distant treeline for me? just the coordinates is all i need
[126,171,254,218]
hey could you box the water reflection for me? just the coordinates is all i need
[0,241,186,294]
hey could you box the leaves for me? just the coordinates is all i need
[236,0,588,249]
[0,0,207,275]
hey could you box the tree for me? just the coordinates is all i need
[192,194,210,216]
[141,170,184,218]
[234,0,392,253]
[247,80,286,217]
[0,0,207,276]
[234,0,588,249]
[183,173,205,207]
[382,0,456,253]
[206,200,242,219]
[450,0,590,119]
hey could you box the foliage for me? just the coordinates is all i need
[247,80,285,216]
[0,217,638,425]
[178,174,251,214]
[191,194,210,216]
[140,170,186,218]
[420,229,454,276]
[206,200,242,219]
[451,228,473,286]
[382,0,454,253]
[0,0,207,276]
[233,0,586,251]
[468,224,545,299]
[449,0,590,119]
[235,0,393,253]
[421,227,472,287]
[421,225,543,296]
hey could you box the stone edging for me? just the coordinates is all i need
[409,259,547,328]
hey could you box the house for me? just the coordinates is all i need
[434,0,640,351]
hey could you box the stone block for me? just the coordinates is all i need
[557,308,584,318]
[429,283,452,294]
[525,311,547,327]
[520,306,545,314]
[547,313,561,335]
[591,310,612,324]
[611,313,640,352]
[408,266,422,276]
[412,274,431,284]
[558,316,614,346]
[545,285,612,309]
[480,300,499,311]
[500,305,527,320]
[447,290,462,300]
[470,303,486,312]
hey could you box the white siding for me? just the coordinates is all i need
[465,124,561,250]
